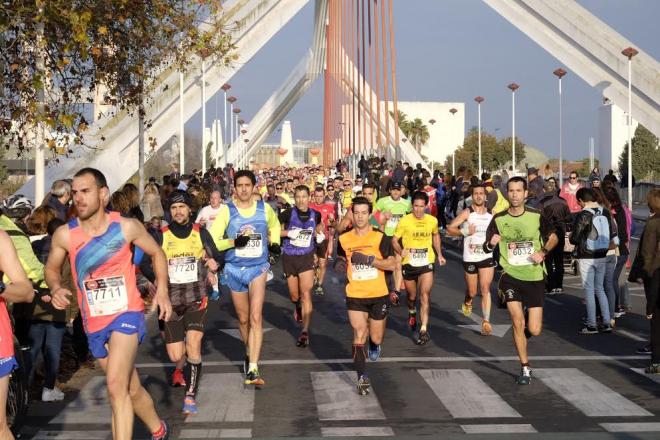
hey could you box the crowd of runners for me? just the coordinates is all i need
[0,156,658,440]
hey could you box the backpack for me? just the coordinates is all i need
[492,189,510,215]
[583,207,610,252]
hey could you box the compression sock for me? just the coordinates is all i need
[248,362,258,373]
[352,344,366,378]
[184,358,202,397]
[483,307,491,323]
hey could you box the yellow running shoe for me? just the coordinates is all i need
[461,299,473,317]
[481,320,492,336]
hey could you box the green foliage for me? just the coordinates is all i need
[391,110,429,152]
[573,158,600,178]
[0,1,236,157]
[443,127,527,173]
[618,124,660,181]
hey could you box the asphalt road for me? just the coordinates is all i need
[22,236,660,440]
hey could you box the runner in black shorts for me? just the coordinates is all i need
[484,177,558,385]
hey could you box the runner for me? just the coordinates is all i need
[375,181,411,305]
[483,176,558,385]
[338,197,396,395]
[447,184,496,335]
[140,190,224,414]
[392,191,446,345]
[46,168,173,440]
[0,230,34,440]
[279,186,323,347]
[209,170,281,386]
[309,186,337,296]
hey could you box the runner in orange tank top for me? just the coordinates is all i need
[46,168,173,440]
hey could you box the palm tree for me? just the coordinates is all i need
[408,118,430,152]
[390,110,411,139]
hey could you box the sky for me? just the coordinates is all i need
[204,0,659,161]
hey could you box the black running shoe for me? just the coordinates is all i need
[515,366,532,385]
[245,369,265,386]
[357,374,370,395]
[294,304,303,324]
[636,345,652,355]
[416,330,430,346]
[296,331,310,348]
[243,356,249,376]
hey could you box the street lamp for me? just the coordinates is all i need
[474,96,484,176]
[553,68,567,186]
[227,96,237,146]
[221,83,231,165]
[622,46,638,212]
[449,107,457,175]
[507,83,519,174]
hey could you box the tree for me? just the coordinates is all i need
[443,127,527,173]
[0,1,236,157]
[618,124,660,181]
[408,118,429,153]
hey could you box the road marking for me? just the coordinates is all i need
[189,373,254,422]
[311,371,385,420]
[34,432,110,440]
[535,368,652,417]
[600,423,660,432]
[135,355,649,368]
[179,428,252,438]
[418,369,521,418]
[617,329,648,342]
[321,427,394,437]
[456,309,512,338]
[219,328,273,340]
[630,368,660,385]
[545,297,562,305]
[461,424,537,434]
[50,376,111,424]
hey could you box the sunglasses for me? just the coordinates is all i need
[276,186,283,190]
[327,187,334,191]
[570,176,577,180]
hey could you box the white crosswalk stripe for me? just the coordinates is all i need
[188,373,255,423]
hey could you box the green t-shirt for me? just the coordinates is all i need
[486,207,554,282]
[375,196,412,236]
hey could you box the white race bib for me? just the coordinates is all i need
[84,276,129,317]
[290,228,313,248]
[386,214,403,230]
[235,233,263,258]
[351,263,378,281]
[507,241,534,266]
[168,256,198,284]
[409,248,429,267]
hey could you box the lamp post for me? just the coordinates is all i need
[553,68,567,186]
[233,107,241,165]
[179,72,185,174]
[201,60,207,172]
[227,96,237,147]
[622,47,638,212]
[449,107,457,175]
[221,83,231,166]
[474,96,484,176]
[507,83,519,174]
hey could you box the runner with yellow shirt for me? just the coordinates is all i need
[393,191,446,345]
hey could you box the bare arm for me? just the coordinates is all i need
[391,235,403,255]
[447,209,470,237]
[373,255,396,272]
[0,231,34,304]
[45,225,73,309]
[433,232,445,265]
[336,210,353,233]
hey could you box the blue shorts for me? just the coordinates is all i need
[222,262,270,293]
[0,357,17,378]
[87,311,146,359]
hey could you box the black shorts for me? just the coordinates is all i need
[163,303,208,344]
[463,259,497,274]
[316,239,329,259]
[282,252,316,277]
[402,263,434,281]
[346,295,389,320]
[498,273,545,308]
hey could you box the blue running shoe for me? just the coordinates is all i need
[182,396,198,414]
[209,290,221,301]
[368,338,381,361]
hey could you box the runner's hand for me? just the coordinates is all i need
[50,287,73,310]
[234,234,250,248]
[489,234,501,246]
[468,223,477,235]
[153,287,172,322]
[530,251,545,264]
[316,232,326,243]
[437,254,446,266]
[205,258,219,272]
[287,229,300,240]
[351,252,374,265]
[383,211,392,220]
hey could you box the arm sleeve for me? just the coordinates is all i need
[200,228,225,267]
[138,231,162,283]
[616,209,628,244]
[570,212,587,246]
[379,233,394,258]
[641,221,658,278]
[483,216,500,253]
[208,205,233,251]
[278,208,292,226]
[540,210,557,241]
[265,204,282,245]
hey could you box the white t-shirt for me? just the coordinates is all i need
[195,205,222,228]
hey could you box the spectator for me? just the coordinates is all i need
[109,191,131,216]
[196,190,223,228]
[122,183,145,222]
[26,206,57,241]
[589,167,601,187]
[526,167,544,208]
[540,179,572,294]
[44,180,71,221]
[603,169,618,186]
[560,171,583,214]
[604,187,631,317]
[140,182,164,222]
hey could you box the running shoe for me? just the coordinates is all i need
[546,289,557,296]
[151,420,170,440]
[171,368,186,387]
[182,396,198,415]
[461,298,473,317]
[555,288,564,294]
[294,303,303,324]
[636,345,652,355]
[357,374,371,395]
[481,320,492,336]
[600,325,613,333]
[389,291,400,307]
[415,330,430,346]
[243,356,249,375]
[266,270,274,282]
[408,309,417,332]
[245,368,265,386]
[368,338,381,361]
[209,289,221,301]
[645,363,660,374]
[314,285,325,296]
[580,326,598,334]
[296,331,310,348]
[515,366,532,385]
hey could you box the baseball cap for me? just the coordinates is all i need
[391,181,402,190]
[527,167,539,175]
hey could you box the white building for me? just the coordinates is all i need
[393,101,465,165]
[597,100,638,174]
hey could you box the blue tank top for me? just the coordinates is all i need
[225,201,269,266]
[283,207,317,256]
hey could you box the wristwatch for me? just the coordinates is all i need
[0,281,5,296]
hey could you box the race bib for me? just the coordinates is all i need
[290,228,313,248]
[409,248,429,267]
[168,256,198,284]
[84,276,128,317]
[507,241,534,266]
[235,233,263,258]
[386,214,403,230]
[351,263,378,281]
[466,236,486,256]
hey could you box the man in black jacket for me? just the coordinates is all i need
[539,180,572,294]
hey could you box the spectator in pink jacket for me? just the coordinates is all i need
[560,171,583,213]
